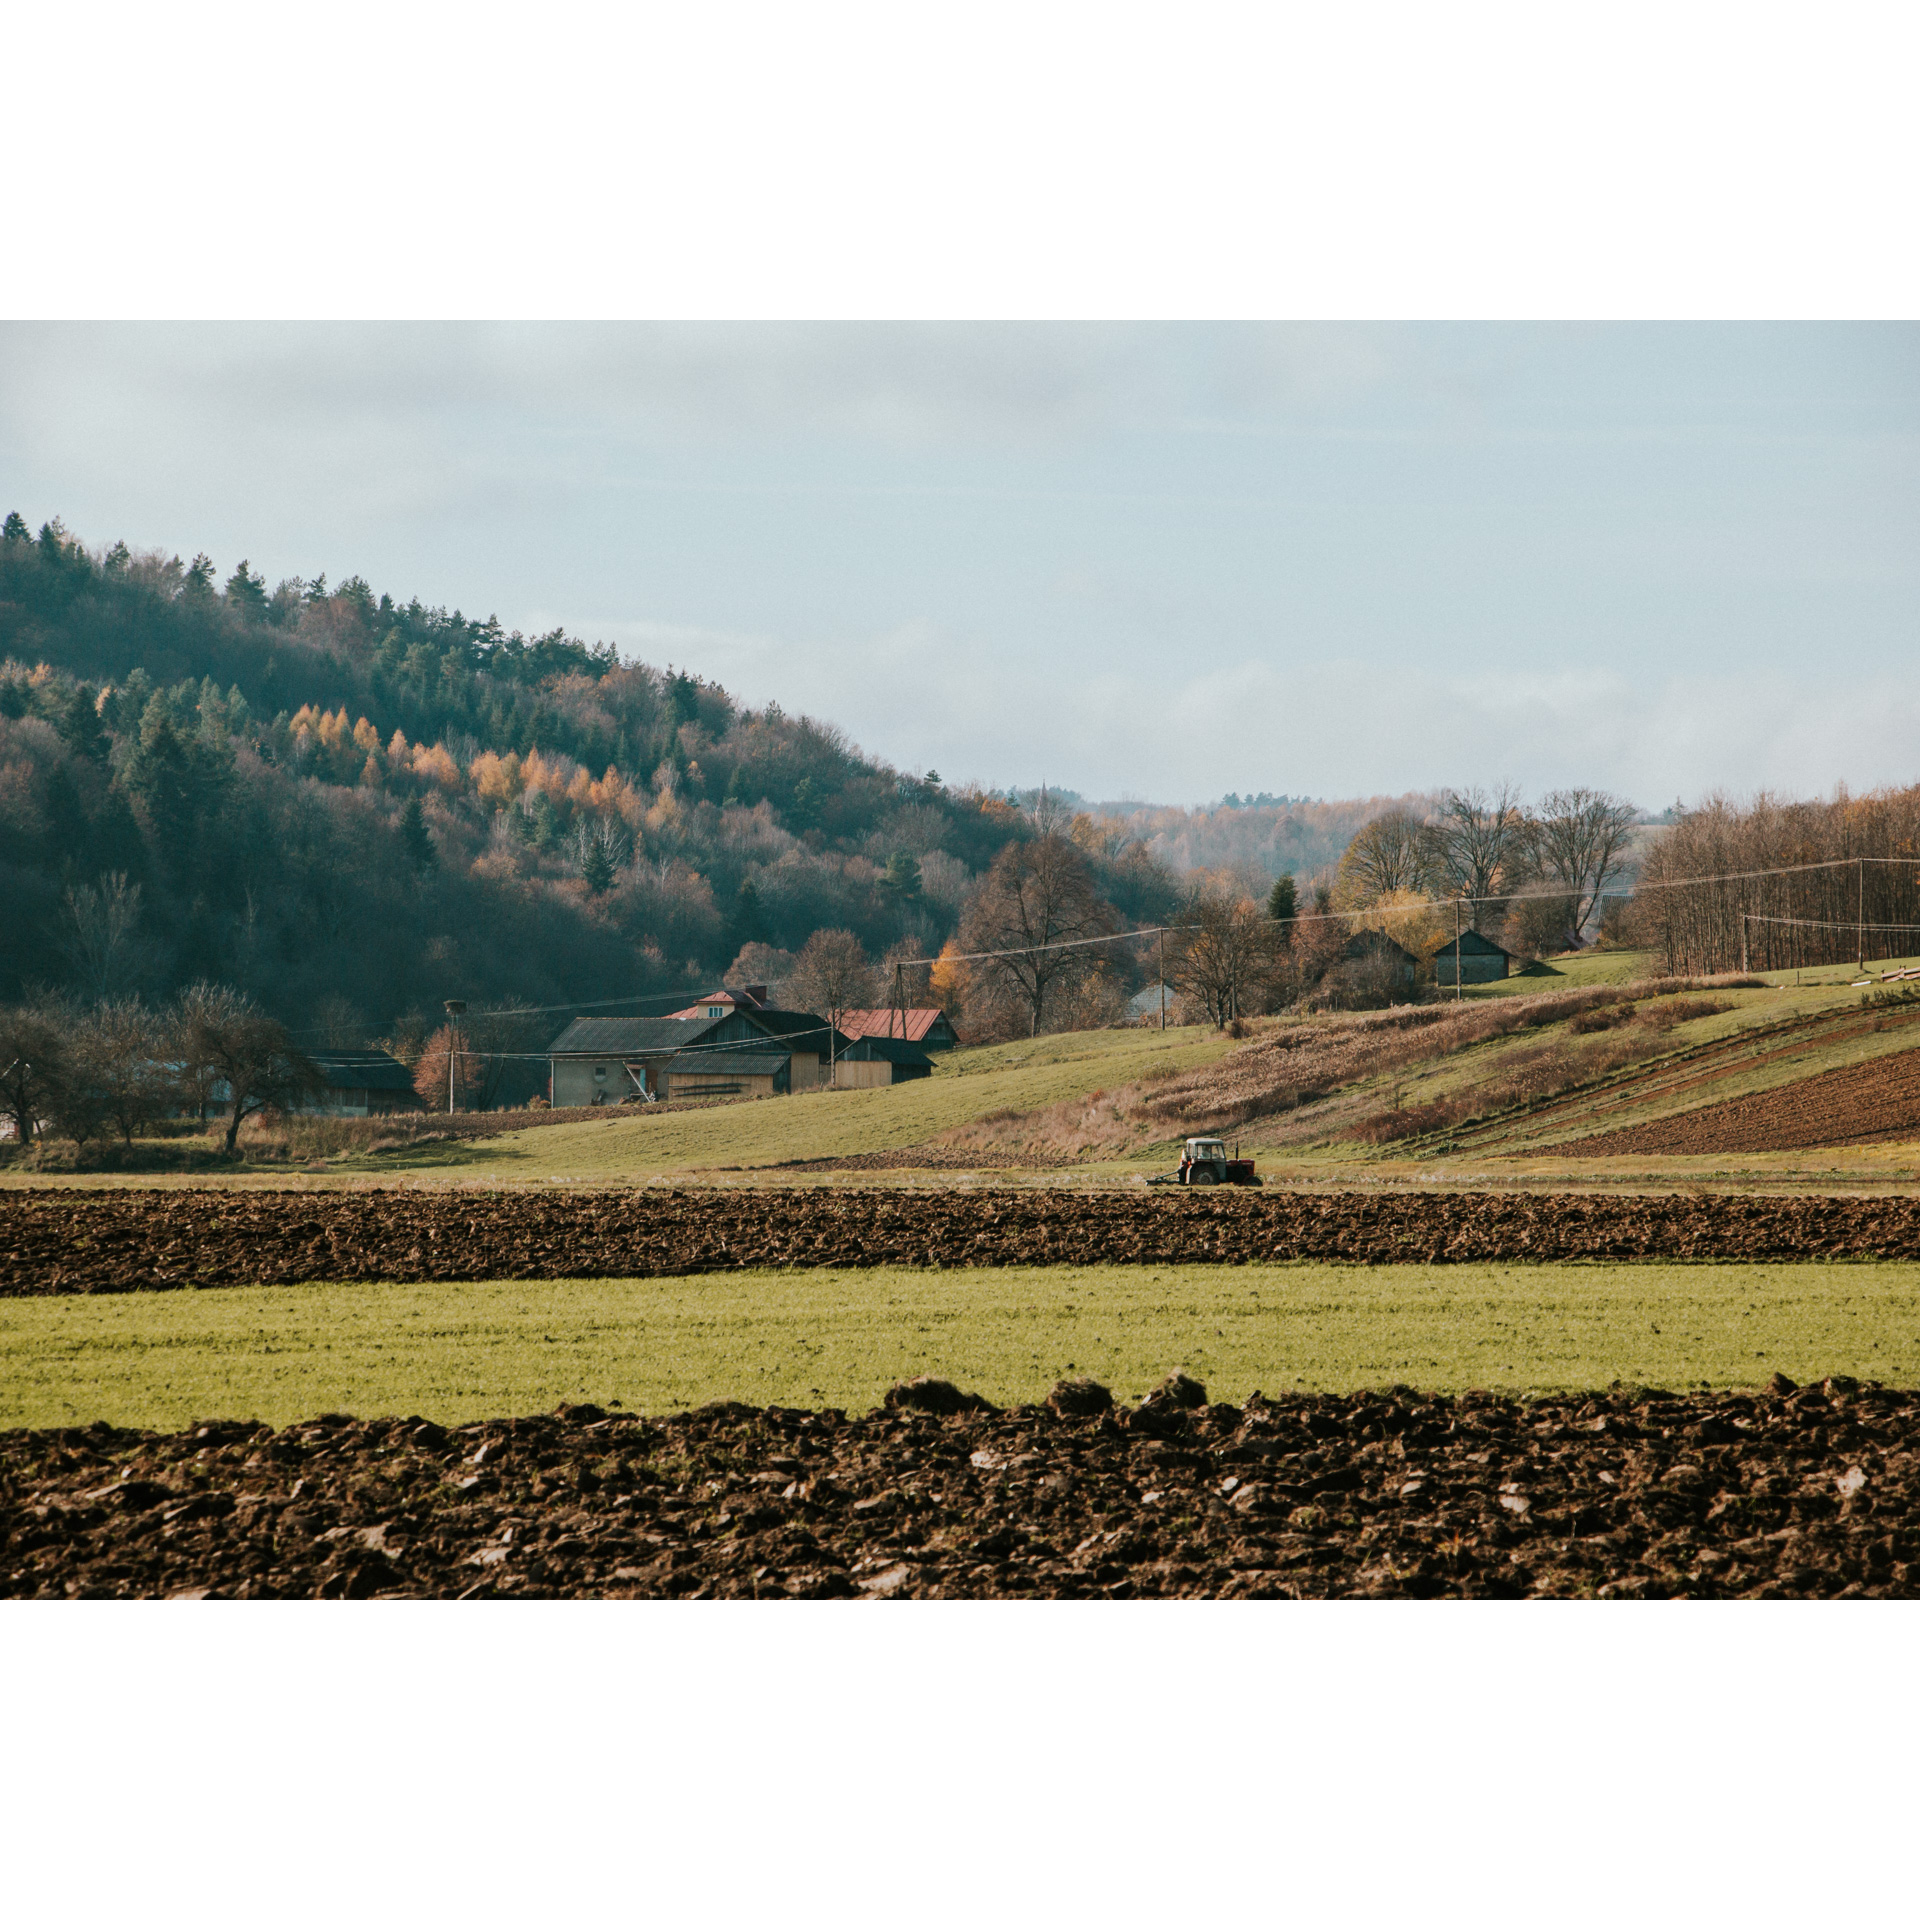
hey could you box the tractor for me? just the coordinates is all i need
[1176,1136,1260,1187]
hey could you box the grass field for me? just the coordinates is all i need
[5,1260,1916,1429]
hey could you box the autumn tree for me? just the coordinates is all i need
[1334,810,1433,907]
[958,832,1117,1036]
[414,1022,481,1114]
[1169,888,1284,1027]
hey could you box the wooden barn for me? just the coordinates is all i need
[834,1008,961,1051]
[1434,929,1513,985]
[1340,929,1419,993]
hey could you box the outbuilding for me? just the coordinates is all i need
[834,1008,961,1051]
[1434,929,1513,985]
[1339,929,1419,992]
[546,1016,699,1106]
[304,1051,423,1116]
[832,1034,935,1088]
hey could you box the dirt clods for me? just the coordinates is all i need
[7,1376,1917,1599]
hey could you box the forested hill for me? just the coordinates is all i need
[0,514,1178,1032]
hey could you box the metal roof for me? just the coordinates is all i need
[834,1009,953,1044]
[548,1017,702,1055]
[838,1035,935,1066]
[666,1052,789,1079]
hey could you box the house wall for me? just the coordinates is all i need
[552,1057,623,1107]
[789,1051,828,1091]
[831,1059,892,1090]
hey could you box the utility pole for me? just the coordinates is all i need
[1741,914,1749,975]
[443,999,466,1115]
[1158,930,1166,1031]
[1452,898,1461,1002]
[1858,856,1866,974]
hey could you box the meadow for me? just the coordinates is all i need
[5,1258,1916,1430]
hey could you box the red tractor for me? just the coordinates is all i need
[1177,1136,1260,1187]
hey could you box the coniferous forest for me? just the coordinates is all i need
[0,514,1181,1040]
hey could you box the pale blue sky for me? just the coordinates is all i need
[2,323,1914,809]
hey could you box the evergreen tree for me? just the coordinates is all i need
[1267,872,1297,946]
[398,796,437,871]
[225,560,268,619]
[2,511,28,544]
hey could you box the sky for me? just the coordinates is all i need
[2,321,1915,811]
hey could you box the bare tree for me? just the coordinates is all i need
[0,998,68,1147]
[783,929,878,1046]
[1169,890,1284,1028]
[1333,810,1434,905]
[62,873,144,1002]
[64,1000,170,1146]
[175,985,323,1153]
[1531,787,1639,943]
[958,833,1117,1036]
[1422,784,1529,929]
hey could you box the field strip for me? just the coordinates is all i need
[4,1260,1916,1430]
[10,1187,1920,1298]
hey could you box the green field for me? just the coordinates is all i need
[6,1261,1916,1430]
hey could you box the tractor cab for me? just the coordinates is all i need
[1178,1137,1259,1187]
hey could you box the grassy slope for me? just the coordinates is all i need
[5,1261,1915,1428]
[348,1025,1234,1182]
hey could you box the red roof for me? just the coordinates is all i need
[835,1009,950,1044]
[668,988,769,1020]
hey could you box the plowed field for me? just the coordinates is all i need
[1547,1046,1920,1157]
[6,1372,1913,1599]
[3,1187,1918,1297]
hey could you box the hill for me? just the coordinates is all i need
[0,513,1179,1031]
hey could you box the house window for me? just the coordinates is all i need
[594,1065,607,1079]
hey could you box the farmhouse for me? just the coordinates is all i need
[834,1007,961,1051]
[1434,929,1513,985]
[545,1003,921,1105]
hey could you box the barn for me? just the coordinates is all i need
[1434,929,1514,985]
[834,1008,961,1051]
[832,1035,935,1088]
[1340,929,1418,993]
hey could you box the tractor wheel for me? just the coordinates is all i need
[1190,1165,1218,1187]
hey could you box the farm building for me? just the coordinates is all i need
[1434,929,1513,985]
[1340,929,1419,992]
[546,1016,707,1106]
[545,1004,883,1106]
[833,1034,936,1088]
[834,1008,961,1051]
[303,1051,423,1116]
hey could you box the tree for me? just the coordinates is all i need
[1422,783,1529,930]
[0,1000,67,1148]
[174,985,323,1154]
[1267,873,1297,944]
[1531,788,1639,943]
[1334,811,1434,906]
[413,1022,481,1113]
[62,874,145,1003]
[397,795,437,871]
[878,850,923,907]
[574,817,627,894]
[69,1000,171,1146]
[225,560,269,619]
[784,929,877,1043]
[465,1001,544,1111]
[1169,889,1284,1027]
[957,832,1117,1036]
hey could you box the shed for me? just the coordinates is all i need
[1434,929,1513,985]
[304,1051,423,1116]
[833,1034,935,1088]
[1340,929,1418,990]
[834,1008,961,1051]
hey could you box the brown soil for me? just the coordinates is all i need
[1545,1047,1920,1157]
[6,1373,1912,1598]
[4,1188,1920,1298]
